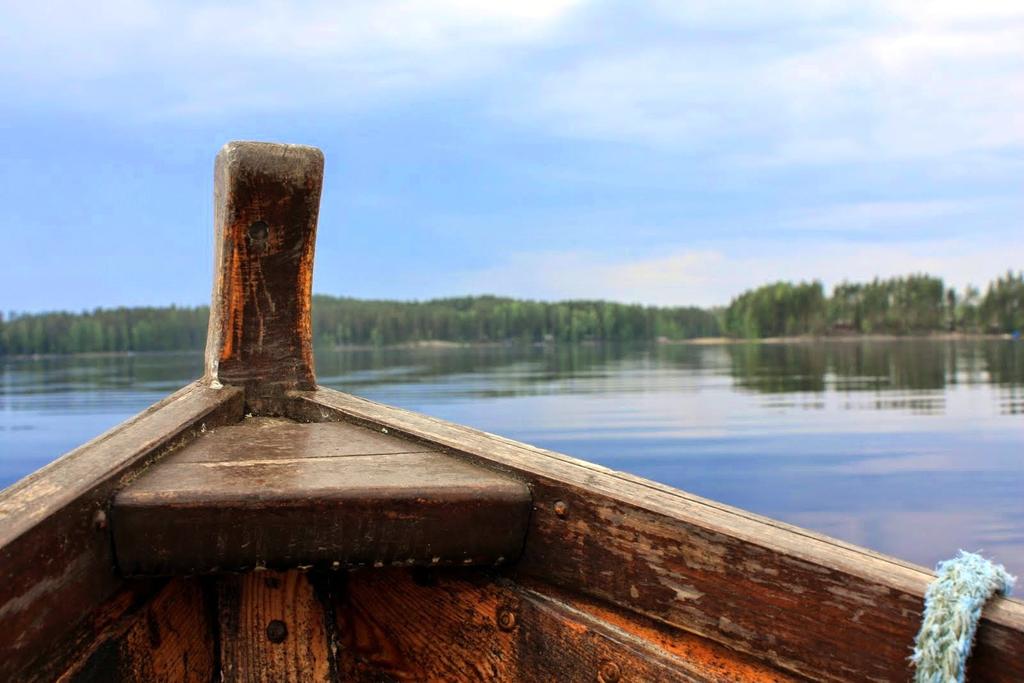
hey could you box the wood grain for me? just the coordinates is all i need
[60,578,215,683]
[205,141,324,397]
[0,382,243,682]
[30,580,165,683]
[169,416,435,463]
[112,417,531,575]
[218,570,332,683]
[333,569,518,680]
[288,387,1024,682]
[515,576,805,683]
[111,577,215,682]
[333,567,793,682]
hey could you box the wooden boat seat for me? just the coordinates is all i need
[112,417,531,576]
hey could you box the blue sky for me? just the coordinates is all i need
[1,1,1021,312]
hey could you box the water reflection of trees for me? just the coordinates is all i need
[315,342,721,399]
[722,340,1023,407]
[724,343,828,394]
[315,343,654,396]
[8,340,1018,413]
[313,339,1024,402]
[2,352,203,395]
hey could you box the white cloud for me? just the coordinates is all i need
[451,249,725,305]
[453,237,1024,307]
[0,0,581,116]
[784,199,995,232]
[5,1,1021,163]
[498,2,1024,163]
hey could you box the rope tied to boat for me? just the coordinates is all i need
[911,551,1015,683]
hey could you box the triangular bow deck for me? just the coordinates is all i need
[113,417,530,575]
[0,141,1021,682]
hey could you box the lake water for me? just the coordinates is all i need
[2,339,1022,576]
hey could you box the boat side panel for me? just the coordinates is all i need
[288,387,1024,683]
[20,579,162,683]
[332,567,800,682]
[206,567,781,682]
[59,577,216,683]
[0,382,243,682]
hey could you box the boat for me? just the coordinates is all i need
[1,141,1020,682]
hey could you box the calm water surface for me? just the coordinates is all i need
[2,340,1022,576]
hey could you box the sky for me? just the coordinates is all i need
[0,0,1021,312]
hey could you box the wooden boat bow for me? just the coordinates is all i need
[0,142,1021,682]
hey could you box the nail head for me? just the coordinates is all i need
[497,608,517,632]
[266,619,288,643]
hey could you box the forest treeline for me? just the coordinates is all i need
[722,271,1024,338]
[1,272,1021,355]
[0,296,719,355]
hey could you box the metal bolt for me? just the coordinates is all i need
[92,509,108,531]
[554,500,569,518]
[266,619,288,643]
[496,608,517,632]
[597,660,621,683]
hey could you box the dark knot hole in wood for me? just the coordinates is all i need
[247,220,270,246]
[266,619,288,644]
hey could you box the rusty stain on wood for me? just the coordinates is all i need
[205,141,323,398]
[331,567,782,682]
[515,576,804,682]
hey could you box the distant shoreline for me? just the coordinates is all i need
[2,332,1015,360]
[663,332,1014,346]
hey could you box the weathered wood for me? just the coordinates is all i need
[218,570,332,683]
[332,568,517,680]
[112,417,532,575]
[110,578,215,683]
[61,578,216,683]
[29,580,165,683]
[331,567,795,681]
[515,576,805,682]
[287,387,1024,682]
[205,141,324,397]
[0,382,244,682]
[169,416,435,462]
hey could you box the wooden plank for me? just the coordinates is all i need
[205,141,323,396]
[61,578,215,683]
[332,568,517,680]
[514,585,798,682]
[170,416,435,462]
[112,418,532,575]
[288,387,1024,682]
[514,576,805,683]
[0,382,244,682]
[110,578,215,682]
[332,567,796,681]
[28,580,165,683]
[218,570,332,683]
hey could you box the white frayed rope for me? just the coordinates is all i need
[911,551,1015,683]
